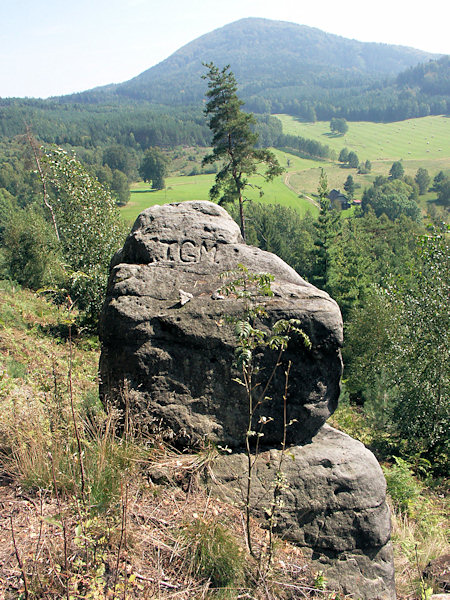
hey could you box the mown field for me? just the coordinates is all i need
[276,114,450,163]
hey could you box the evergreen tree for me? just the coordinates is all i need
[312,169,341,290]
[338,148,349,163]
[437,178,450,207]
[414,167,431,195]
[344,175,355,199]
[347,151,359,169]
[202,63,283,241]
[432,170,446,191]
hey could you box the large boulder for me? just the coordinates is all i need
[99,201,343,448]
[99,201,395,599]
[208,425,396,600]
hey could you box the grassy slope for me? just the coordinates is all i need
[122,116,450,222]
[0,284,448,599]
[121,150,321,224]
[276,115,450,163]
[0,283,326,599]
[276,116,450,205]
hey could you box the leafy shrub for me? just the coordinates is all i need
[383,456,423,515]
[1,207,65,289]
[42,147,127,327]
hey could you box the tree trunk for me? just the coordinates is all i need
[239,194,246,242]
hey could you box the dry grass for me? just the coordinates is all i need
[0,458,322,600]
[1,283,448,599]
[390,492,450,599]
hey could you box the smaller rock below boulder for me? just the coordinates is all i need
[424,555,450,592]
[207,425,395,600]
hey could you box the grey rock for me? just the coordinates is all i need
[208,425,396,600]
[424,555,450,592]
[99,201,394,599]
[99,201,343,448]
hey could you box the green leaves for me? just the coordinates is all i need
[41,147,127,325]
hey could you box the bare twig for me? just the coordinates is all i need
[113,482,129,598]
[25,125,60,241]
[49,451,70,600]
[67,307,87,503]
[265,361,292,570]
[134,572,180,588]
[10,513,30,600]
[31,491,45,586]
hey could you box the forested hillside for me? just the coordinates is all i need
[52,19,447,122]
[1,19,448,136]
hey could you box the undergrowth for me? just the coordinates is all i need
[332,392,449,598]
[0,283,328,599]
[1,282,448,599]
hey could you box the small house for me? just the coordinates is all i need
[328,189,350,210]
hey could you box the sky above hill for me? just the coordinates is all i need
[1,0,449,99]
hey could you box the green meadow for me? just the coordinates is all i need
[121,118,450,223]
[276,114,450,163]
[122,150,320,223]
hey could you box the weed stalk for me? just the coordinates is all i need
[10,513,30,600]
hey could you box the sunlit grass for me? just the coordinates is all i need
[122,160,319,224]
[275,115,450,163]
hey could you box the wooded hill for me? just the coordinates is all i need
[51,18,448,122]
[0,18,449,149]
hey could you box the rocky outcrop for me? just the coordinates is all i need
[99,201,395,599]
[99,201,343,448]
[209,425,395,599]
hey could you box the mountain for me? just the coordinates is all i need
[60,18,439,108]
[0,18,446,145]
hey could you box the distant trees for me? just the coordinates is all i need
[202,62,283,241]
[277,133,332,159]
[338,148,359,169]
[139,147,169,189]
[362,179,421,222]
[344,175,355,199]
[414,168,430,195]
[432,170,446,191]
[338,148,349,163]
[330,117,348,135]
[437,179,450,207]
[429,170,450,207]
[111,170,130,206]
[358,159,372,174]
[389,161,404,180]
[347,151,359,169]
[103,144,133,177]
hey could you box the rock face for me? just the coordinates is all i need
[209,425,395,600]
[99,201,395,599]
[99,201,343,448]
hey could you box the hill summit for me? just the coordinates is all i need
[63,17,438,108]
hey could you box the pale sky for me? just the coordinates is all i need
[1,0,449,99]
